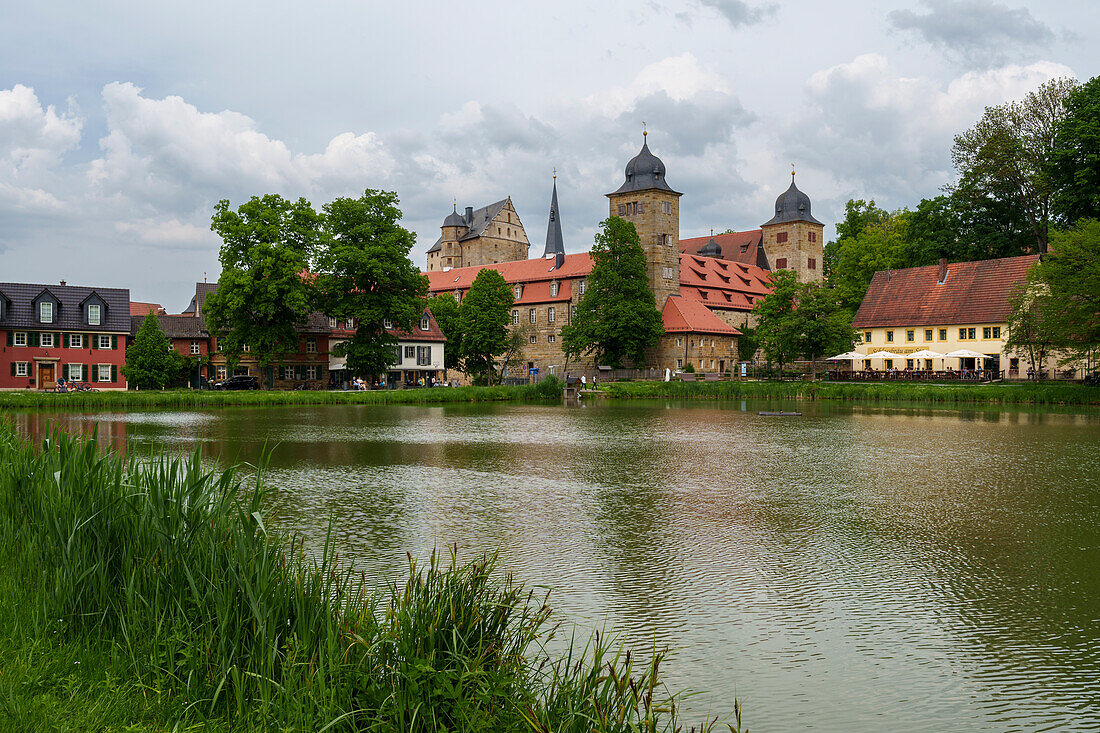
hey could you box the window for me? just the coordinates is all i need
[992,326,1001,339]
[529,334,536,344]
[306,338,317,353]
[40,332,54,347]
[383,319,393,329]
[676,337,682,347]
[959,328,966,340]
[241,343,251,352]
[808,231,817,242]
[547,334,556,343]
[96,335,111,349]
[635,202,644,214]
[662,201,673,214]
[69,334,83,349]
[676,358,683,368]
[216,366,227,380]
[420,315,430,331]
[280,366,292,381]
[579,280,587,295]
[983,327,991,339]
[906,330,915,342]
[550,281,558,297]
[529,308,536,324]
[808,257,816,270]
[775,258,787,269]
[14,362,28,377]
[776,232,788,244]
[190,341,200,355]
[511,310,518,325]
[307,365,318,380]
[968,327,976,340]
[97,364,112,382]
[68,364,82,381]
[939,329,947,341]
[885,359,894,369]
[514,285,522,299]
[617,204,626,216]
[548,307,555,323]
[925,329,933,342]
[404,345,415,359]
[570,305,577,318]
[14,332,27,347]
[87,304,101,325]
[886,330,894,343]
[40,301,53,323]
[662,266,674,279]
[864,331,872,343]
[453,291,461,303]
[329,317,337,329]
[217,340,224,352]
[345,318,355,330]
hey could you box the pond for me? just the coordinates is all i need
[11,400,1100,732]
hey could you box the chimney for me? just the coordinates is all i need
[464,206,473,225]
[59,279,66,287]
[937,258,948,284]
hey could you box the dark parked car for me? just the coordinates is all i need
[213,375,260,391]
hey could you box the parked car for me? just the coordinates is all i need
[213,375,259,390]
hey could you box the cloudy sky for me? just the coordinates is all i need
[2,0,1094,309]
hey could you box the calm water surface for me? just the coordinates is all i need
[13,401,1100,731]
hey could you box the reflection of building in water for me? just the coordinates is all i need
[10,412,128,453]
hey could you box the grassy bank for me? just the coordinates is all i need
[0,422,733,732]
[0,378,564,411]
[601,379,1100,406]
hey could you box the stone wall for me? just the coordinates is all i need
[607,189,681,307]
[761,220,824,283]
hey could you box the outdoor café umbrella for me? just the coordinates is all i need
[943,348,988,370]
[827,351,865,361]
[908,349,945,369]
[864,350,904,361]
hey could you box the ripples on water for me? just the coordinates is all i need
[13,402,1100,732]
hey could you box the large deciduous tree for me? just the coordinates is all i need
[203,195,321,388]
[123,312,179,390]
[753,270,803,373]
[827,214,910,316]
[1052,75,1100,225]
[754,271,855,378]
[561,217,664,368]
[457,269,514,384]
[951,77,1078,254]
[314,190,428,379]
[426,294,463,371]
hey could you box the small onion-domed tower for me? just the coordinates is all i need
[606,128,682,307]
[760,168,824,283]
[699,229,723,258]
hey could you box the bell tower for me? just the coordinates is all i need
[606,129,682,307]
[760,168,825,283]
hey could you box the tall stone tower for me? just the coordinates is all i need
[760,171,824,284]
[606,133,682,308]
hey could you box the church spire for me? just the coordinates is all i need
[543,170,565,268]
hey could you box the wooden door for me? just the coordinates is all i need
[39,363,55,390]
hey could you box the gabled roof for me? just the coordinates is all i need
[427,198,513,254]
[852,255,1040,328]
[662,295,741,335]
[131,314,209,339]
[130,301,165,316]
[427,252,595,292]
[386,308,447,343]
[677,254,772,312]
[680,230,769,270]
[0,281,130,331]
[180,282,218,317]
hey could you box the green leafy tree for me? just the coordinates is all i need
[458,269,514,384]
[824,199,891,278]
[427,294,463,371]
[561,217,664,368]
[1005,275,1059,380]
[905,191,1033,265]
[828,215,910,315]
[796,283,857,379]
[313,190,428,378]
[753,270,803,373]
[951,77,1078,253]
[123,313,178,390]
[203,194,321,388]
[1052,75,1100,225]
[736,322,759,362]
[1037,219,1100,362]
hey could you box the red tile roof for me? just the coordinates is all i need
[678,254,772,311]
[426,253,594,291]
[679,230,767,269]
[388,308,447,342]
[130,301,165,316]
[852,255,1039,328]
[662,296,741,335]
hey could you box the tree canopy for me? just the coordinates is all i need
[123,312,179,390]
[1052,75,1100,225]
[561,217,664,368]
[457,269,514,384]
[426,294,462,371]
[313,189,428,378]
[754,271,855,376]
[203,194,321,387]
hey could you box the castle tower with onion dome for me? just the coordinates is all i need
[760,170,825,283]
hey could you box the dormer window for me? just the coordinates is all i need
[550,281,559,297]
[383,319,393,329]
[420,315,430,331]
[88,304,101,325]
[40,301,53,323]
[514,284,522,299]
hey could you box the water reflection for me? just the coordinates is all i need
[8,401,1100,732]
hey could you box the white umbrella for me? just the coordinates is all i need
[942,349,986,359]
[865,350,904,360]
[827,351,864,361]
[908,349,944,359]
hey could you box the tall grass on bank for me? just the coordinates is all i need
[0,420,731,732]
[0,378,565,411]
[601,379,1100,406]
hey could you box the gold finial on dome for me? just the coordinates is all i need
[642,121,647,138]
[791,163,796,179]
[553,166,557,180]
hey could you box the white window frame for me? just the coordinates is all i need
[383,319,393,329]
[97,364,112,383]
[548,306,555,323]
[70,334,83,349]
[529,308,536,324]
[511,310,518,325]
[579,280,586,295]
[550,282,558,297]
[40,301,53,323]
[306,338,317,353]
[14,332,27,347]
[67,363,82,381]
[307,365,317,380]
[216,366,227,380]
[40,332,54,347]
[404,345,415,359]
[98,335,112,350]
[329,317,338,329]
[87,304,101,326]
[345,318,355,330]
[420,315,430,331]
[529,334,537,344]
[514,285,522,299]
[547,334,556,343]
[676,358,683,369]
[14,362,29,377]
[241,343,251,353]
[190,341,200,355]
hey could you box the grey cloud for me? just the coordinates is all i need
[619,90,755,157]
[888,0,1055,68]
[697,0,776,28]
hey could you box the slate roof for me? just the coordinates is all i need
[609,137,681,196]
[852,254,1040,329]
[131,314,208,339]
[680,230,770,270]
[662,296,740,335]
[543,180,565,261]
[426,199,511,253]
[762,176,823,226]
[0,281,130,332]
[180,282,218,317]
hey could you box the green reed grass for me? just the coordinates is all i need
[0,419,733,732]
[601,379,1100,406]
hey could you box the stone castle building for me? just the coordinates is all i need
[424,134,824,376]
